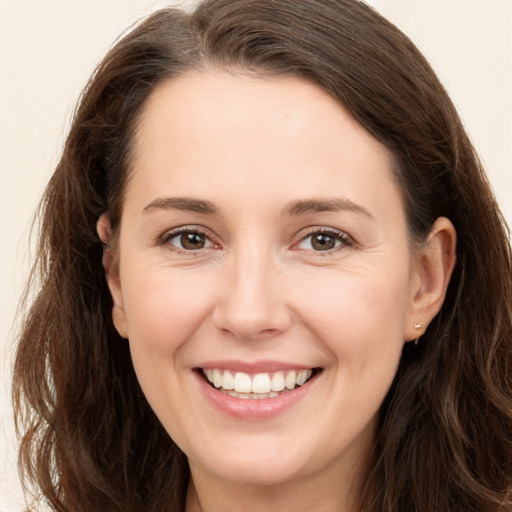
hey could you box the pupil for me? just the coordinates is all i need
[181,232,205,250]
[312,233,335,251]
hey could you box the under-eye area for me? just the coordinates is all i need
[197,368,322,399]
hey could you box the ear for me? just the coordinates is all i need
[97,213,128,339]
[404,217,457,341]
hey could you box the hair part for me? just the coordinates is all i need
[14,1,512,511]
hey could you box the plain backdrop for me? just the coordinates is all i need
[1,1,511,510]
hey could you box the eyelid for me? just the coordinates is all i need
[291,226,354,252]
[157,225,220,251]
[155,225,353,254]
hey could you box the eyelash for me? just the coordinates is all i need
[157,226,353,254]
[293,227,353,254]
[158,226,217,254]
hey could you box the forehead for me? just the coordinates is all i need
[127,69,404,228]
[136,70,388,165]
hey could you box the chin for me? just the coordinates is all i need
[188,437,313,487]
[206,459,304,487]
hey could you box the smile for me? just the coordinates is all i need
[202,368,316,399]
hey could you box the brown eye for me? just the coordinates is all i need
[295,229,351,252]
[180,232,206,250]
[311,233,337,251]
[165,230,215,251]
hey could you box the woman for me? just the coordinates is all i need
[13,0,512,511]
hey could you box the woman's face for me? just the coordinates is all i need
[105,70,428,490]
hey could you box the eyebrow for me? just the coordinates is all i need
[282,198,373,219]
[142,197,220,215]
[142,196,373,219]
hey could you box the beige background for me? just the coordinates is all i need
[1,1,510,510]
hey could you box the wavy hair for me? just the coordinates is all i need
[13,1,512,511]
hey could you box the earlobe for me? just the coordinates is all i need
[96,213,129,339]
[405,217,457,341]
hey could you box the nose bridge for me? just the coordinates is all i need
[213,237,290,340]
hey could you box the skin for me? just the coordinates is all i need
[98,70,456,511]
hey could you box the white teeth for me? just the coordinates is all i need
[234,372,252,393]
[203,368,314,397]
[303,369,313,383]
[222,370,234,390]
[213,369,223,388]
[252,373,272,394]
[296,370,309,386]
[271,372,285,392]
[227,390,278,399]
[285,370,297,390]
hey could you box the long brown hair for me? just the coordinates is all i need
[14,1,512,511]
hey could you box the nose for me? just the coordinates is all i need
[212,246,292,341]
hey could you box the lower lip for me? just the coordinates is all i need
[196,372,317,420]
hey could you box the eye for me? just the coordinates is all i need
[163,229,217,251]
[295,229,352,252]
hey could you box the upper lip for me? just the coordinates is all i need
[197,360,317,373]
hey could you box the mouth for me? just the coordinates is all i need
[198,367,321,400]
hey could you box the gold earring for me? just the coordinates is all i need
[414,322,423,346]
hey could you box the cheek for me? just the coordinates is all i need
[295,267,410,365]
[120,270,217,442]
[300,266,409,327]
[121,269,215,370]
